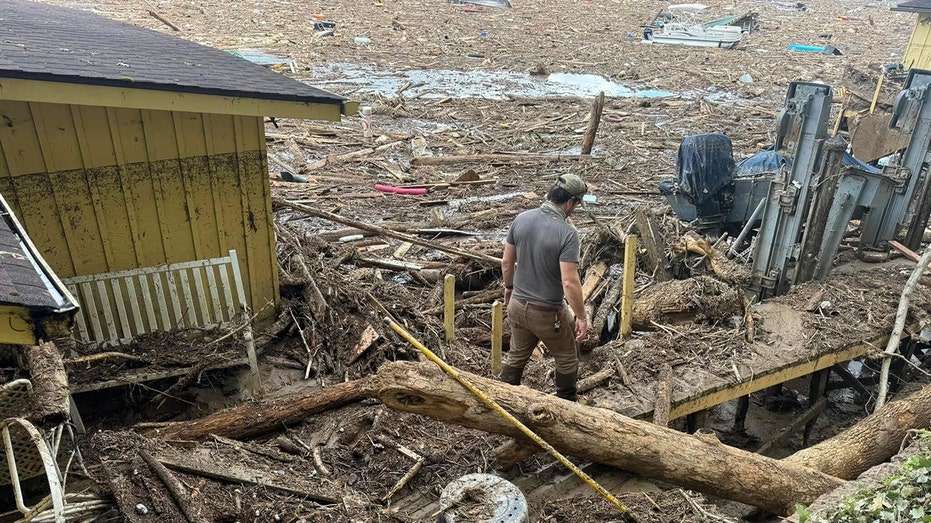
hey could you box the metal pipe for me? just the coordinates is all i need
[727,198,766,259]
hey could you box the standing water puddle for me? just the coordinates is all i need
[309,62,672,99]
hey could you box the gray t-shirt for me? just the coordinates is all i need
[506,207,580,308]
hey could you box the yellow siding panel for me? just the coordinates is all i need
[31,102,84,172]
[172,112,207,260]
[111,108,166,266]
[3,174,74,275]
[0,100,48,176]
[71,105,118,169]
[233,115,277,320]
[141,109,197,263]
[905,15,931,70]
[48,169,107,274]
[202,114,231,255]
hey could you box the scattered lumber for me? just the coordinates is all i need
[364,361,843,515]
[149,377,372,441]
[274,198,501,266]
[411,153,596,166]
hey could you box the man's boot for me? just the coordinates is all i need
[554,371,579,402]
[499,364,524,385]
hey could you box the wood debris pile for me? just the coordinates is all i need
[27,0,931,521]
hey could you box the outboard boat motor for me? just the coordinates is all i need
[659,133,736,235]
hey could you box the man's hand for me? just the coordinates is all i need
[575,316,589,342]
[504,288,512,305]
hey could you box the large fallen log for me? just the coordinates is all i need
[784,381,931,479]
[149,378,371,441]
[367,361,842,515]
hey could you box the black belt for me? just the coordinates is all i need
[515,298,560,313]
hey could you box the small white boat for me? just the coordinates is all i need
[642,4,743,49]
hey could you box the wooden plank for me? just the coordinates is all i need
[228,250,248,312]
[178,270,197,328]
[218,263,235,321]
[165,271,183,328]
[152,272,172,331]
[67,283,91,344]
[138,274,159,332]
[204,265,224,324]
[124,276,145,336]
[620,236,637,339]
[191,267,211,326]
[444,274,455,341]
[348,324,381,365]
[109,278,132,342]
[71,357,251,393]
[158,456,339,504]
[491,300,503,375]
[96,280,118,345]
[80,282,104,343]
[581,261,608,301]
[757,397,827,456]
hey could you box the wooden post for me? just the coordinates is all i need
[491,300,503,375]
[869,74,884,114]
[581,91,606,155]
[733,395,750,433]
[620,235,638,339]
[444,274,456,342]
[803,369,830,447]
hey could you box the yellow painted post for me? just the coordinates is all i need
[444,274,456,341]
[491,300,503,374]
[620,235,638,339]
[869,74,884,114]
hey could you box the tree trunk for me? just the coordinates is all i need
[631,276,743,327]
[151,378,371,441]
[784,381,931,479]
[22,341,70,428]
[367,361,842,515]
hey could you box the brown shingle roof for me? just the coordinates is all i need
[0,0,347,108]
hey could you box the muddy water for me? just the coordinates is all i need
[309,62,673,99]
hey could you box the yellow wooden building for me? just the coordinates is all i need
[895,0,931,70]
[0,0,354,340]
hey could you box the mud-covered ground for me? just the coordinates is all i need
[38,0,931,521]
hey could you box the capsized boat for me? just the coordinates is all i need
[642,4,743,49]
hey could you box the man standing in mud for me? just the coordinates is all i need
[500,173,590,402]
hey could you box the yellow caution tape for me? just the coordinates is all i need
[384,317,637,522]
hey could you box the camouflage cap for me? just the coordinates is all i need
[555,174,588,199]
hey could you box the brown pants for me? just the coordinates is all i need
[506,298,579,374]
